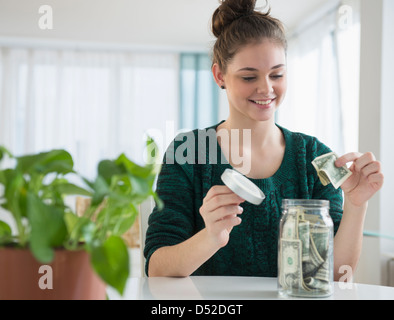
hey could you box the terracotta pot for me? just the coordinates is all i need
[0,247,107,300]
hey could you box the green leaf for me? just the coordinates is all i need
[0,220,12,244]
[144,136,162,175]
[64,211,97,248]
[51,182,92,197]
[64,211,79,234]
[81,177,95,190]
[89,235,129,295]
[16,149,74,175]
[80,219,97,244]
[91,175,110,206]
[95,202,137,236]
[3,170,27,218]
[112,211,136,236]
[152,192,164,211]
[115,153,151,178]
[0,220,12,236]
[27,192,68,263]
[0,146,13,161]
[98,160,124,185]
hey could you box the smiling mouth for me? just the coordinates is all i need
[249,99,275,106]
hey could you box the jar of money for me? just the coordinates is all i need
[278,199,334,298]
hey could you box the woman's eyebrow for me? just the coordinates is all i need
[237,67,258,72]
[271,64,286,70]
[237,64,286,72]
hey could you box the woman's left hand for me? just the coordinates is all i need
[335,152,384,207]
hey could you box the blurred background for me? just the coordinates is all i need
[0,0,393,286]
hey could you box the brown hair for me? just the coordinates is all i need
[211,0,287,73]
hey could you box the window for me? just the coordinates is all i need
[0,49,178,179]
[278,3,360,156]
[179,53,219,130]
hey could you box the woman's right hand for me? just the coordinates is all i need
[199,185,245,248]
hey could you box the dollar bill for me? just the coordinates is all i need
[282,210,297,239]
[279,239,304,290]
[304,277,330,292]
[298,220,310,262]
[303,226,329,280]
[312,152,352,189]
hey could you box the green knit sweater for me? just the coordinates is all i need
[144,122,343,277]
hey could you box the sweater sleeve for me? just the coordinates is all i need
[143,135,196,276]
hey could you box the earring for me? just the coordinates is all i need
[221,85,226,90]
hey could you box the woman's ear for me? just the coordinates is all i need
[212,63,226,89]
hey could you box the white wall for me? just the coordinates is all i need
[0,0,217,50]
[380,0,394,286]
[355,0,394,286]
[0,0,333,50]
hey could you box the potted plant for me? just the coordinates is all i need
[0,140,162,300]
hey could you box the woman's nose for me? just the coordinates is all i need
[256,78,274,95]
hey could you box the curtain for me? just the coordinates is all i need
[179,53,219,130]
[277,2,360,156]
[335,0,360,154]
[0,48,179,179]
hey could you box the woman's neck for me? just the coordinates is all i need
[217,118,286,179]
[218,117,280,150]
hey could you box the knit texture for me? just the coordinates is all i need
[144,122,343,277]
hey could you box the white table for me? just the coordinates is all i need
[107,276,394,300]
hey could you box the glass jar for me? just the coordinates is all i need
[278,199,334,298]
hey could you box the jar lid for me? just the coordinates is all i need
[221,169,265,205]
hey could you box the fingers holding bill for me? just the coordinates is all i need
[334,151,384,200]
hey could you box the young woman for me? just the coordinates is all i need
[144,0,384,280]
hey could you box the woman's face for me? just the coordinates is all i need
[217,39,287,123]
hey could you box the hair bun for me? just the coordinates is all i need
[212,0,259,38]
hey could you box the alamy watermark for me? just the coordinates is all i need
[38,265,53,290]
[338,265,354,290]
[38,5,53,30]
[338,4,353,30]
[143,121,252,175]
[36,4,354,32]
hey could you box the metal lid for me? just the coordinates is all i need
[221,169,265,205]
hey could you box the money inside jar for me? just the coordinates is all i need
[278,200,334,297]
